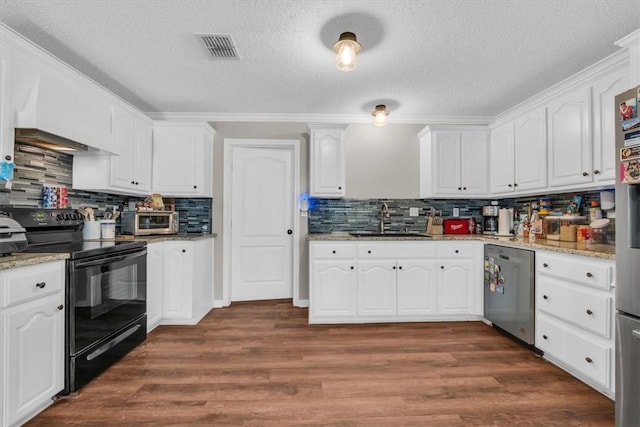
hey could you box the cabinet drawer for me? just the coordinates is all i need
[537,252,613,290]
[436,242,478,258]
[310,243,356,259]
[537,279,612,338]
[1,262,65,308]
[357,242,435,259]
[536,315,611,388]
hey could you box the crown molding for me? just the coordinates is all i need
[144,111,494,126]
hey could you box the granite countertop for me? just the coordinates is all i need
[308,233,615,260]
[0,233,217,270]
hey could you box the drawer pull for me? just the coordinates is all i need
[586,272,593,278]
[542,335,548,340]
[393,266,397,270]
[440,266,444,269]
[350,266,354,270]
[455,249,459,254]
[543,263,549,268]
[586,309,593,315]
[585,357,593,364]
[398,266,403,270]
[57,304,64,310]
[368,250,372,254]
[543,295,549,300]
[332,250,336,254]
[35,282,46,289]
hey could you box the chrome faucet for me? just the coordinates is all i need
[379,203,390,234]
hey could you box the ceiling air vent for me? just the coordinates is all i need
[198,34,239,59]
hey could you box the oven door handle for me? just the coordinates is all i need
[73,250,147,269]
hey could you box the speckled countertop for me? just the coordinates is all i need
[0,233,217,270]
[308,233,615,260]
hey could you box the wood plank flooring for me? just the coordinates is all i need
[28,300,614,426]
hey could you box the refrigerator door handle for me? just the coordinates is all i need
[632,329,640,340]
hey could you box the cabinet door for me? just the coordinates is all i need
[489,123,516,194]
[357,260,396,316]
[309,127,346,197]
[5,294,63,426]
[432,131,461,195]
[153,126,208,196]
[161,242,193,320]
[592,67,629,183]
[109,106,137,190]
[397,259,437,315]
[146,242,163,332]
[514,107,547,191]
[438,259,475,314]
[132,117,153,192]
[548,86,592,187]
[0,39,15,170]
[460,131,488,195]
[310,260,356,319]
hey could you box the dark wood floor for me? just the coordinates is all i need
[28,300,614,426]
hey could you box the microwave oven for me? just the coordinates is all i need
[120,211,179,236]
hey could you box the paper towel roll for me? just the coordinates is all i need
[600,191,615,210]
[498,208,512,235]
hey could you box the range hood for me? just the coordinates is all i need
[15,129,89,153]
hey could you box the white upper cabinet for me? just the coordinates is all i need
[490,107,547,195]
[1,26,117,154]
[547,86,592,187]
[152,122,215,197]
[419,125,488,198]
[592,64,630,183]
[0,35,15,167]
[309,124,347,198]
[72,105,153,195]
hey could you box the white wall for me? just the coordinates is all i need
[345,124,424,198]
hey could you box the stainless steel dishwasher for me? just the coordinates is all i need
[484,244,535,346]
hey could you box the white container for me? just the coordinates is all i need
[82,221,101,240]
[100,220,116,239]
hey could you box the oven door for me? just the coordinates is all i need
[68,247,147,355]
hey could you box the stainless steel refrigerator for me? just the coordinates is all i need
[615,85,640,426]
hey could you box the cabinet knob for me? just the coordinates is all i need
[513,183,518,187]
[4,155,11,161]
[543,295,549,300]
[392,266,397,270]
[586,309,593,315]
[35,282,46,289]
[542,334,548,340]
[338,186,342,190]
[350,266,354,270]
[131,180,135,184]
[543,263,549,268]
[455,249,459,254]
[182,249,186,253]
[57,304,64,310]
[368,250,371,254]
[398,266,403,270]
[440,265,444,269]
[462,187,467,190]
[332,250,336,254]
[594,170,601,175]
[135,181,139,185]
[582,172,589,177]
[585,357,593,364]
[457,187,462,191]
[586,272,593,278]
[508,184,513,187]
[287,229,293,235]
[193,185,197,189]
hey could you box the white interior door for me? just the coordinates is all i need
[230,145,294,301]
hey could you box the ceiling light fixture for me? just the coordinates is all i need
[372,105,389,126]
[333,32,361,71]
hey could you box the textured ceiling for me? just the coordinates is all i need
[1,0,639,124]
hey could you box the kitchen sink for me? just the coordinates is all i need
[348,232,432,238]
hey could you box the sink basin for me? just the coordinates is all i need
[348,233,432,238]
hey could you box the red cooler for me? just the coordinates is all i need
[443,218,470,234]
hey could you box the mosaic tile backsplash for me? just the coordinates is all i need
[0,143,212,234]
[308,189,616,239]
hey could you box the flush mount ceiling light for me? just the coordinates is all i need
[372,105,389,126]
[333,32,361,71]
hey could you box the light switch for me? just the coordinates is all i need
[409,207,419,217]
[453,207,460,217]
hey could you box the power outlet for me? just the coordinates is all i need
[409,207,419,217]
[453,207,460,217]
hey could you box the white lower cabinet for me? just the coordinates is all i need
[309,240,481,323]
[0,261,65,427]
[150,239,214,326]
[535,251,615,398]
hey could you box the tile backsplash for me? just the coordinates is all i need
[0,143,212,234]
[308,189,616,238]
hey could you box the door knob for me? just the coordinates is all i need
[287,229,293,235]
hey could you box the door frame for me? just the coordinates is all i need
[222,138,300,307]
